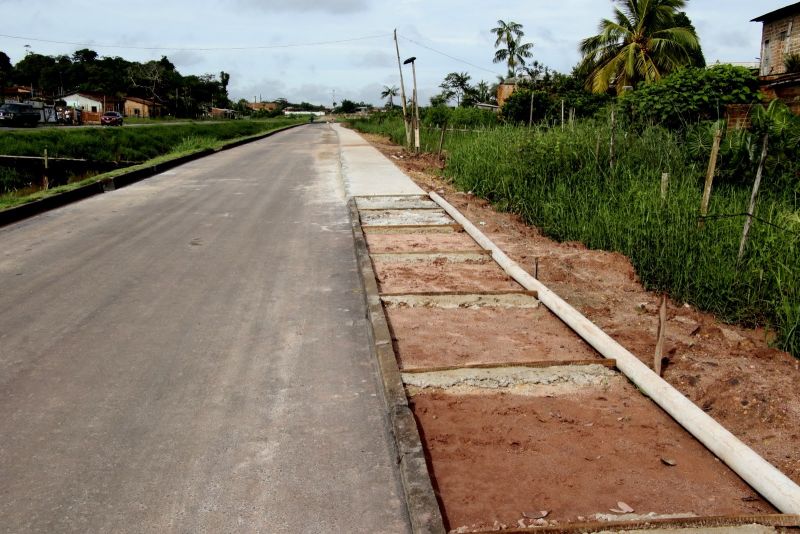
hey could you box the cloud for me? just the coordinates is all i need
[353,50,394,68]
[235,0,369,15]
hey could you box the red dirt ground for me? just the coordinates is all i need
[372,257,522,294]
[410,383,775,531]
[358,131,800,486]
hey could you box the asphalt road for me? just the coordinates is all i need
[0,124,409,533]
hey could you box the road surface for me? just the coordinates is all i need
[0,124,409,533]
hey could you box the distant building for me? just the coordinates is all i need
[752,2,800,77]
[124,97,158,118]
[62,92,120,113]
[752,2,800,115]
[2,85,32,102]
[210,107,236,119]
[496,76,531,108]
[248,101,279,112]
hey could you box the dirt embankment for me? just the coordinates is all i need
[358,131,800,486]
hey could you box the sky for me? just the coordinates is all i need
[0,0,789,106]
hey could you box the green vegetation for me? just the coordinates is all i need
[0,118,302,205]
[349,107,800,358]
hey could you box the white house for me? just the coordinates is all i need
[62,93,108,113]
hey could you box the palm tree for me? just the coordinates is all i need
[380,85,399,108]
[579,0,702,94]
[491,20,534,77]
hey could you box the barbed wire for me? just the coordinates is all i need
[697,213,800,237]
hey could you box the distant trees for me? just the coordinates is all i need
[491,20,534,77]
[0,48,231,116]
[578,0,703,94]
[440,72,472,106]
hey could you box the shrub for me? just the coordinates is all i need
[785,53,800,73]
[620,65,761,128]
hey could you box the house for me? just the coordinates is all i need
[62,92,120,114]
[124,96,158,118]
[496,76,532,107]
[752,2,800,114]
[2,85,32,102]
[210,107,236,119]
[248,101,279,112]
[752,2,800,77]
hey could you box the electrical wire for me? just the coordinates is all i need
[0,32,389,52]
[397,34,503,77]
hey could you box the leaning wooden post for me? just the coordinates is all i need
[437,121,447,159]
[561,99,565,131]
[699,127,723,227]
[738,133,769,261]
[654,294,667,377]
[393,29,411,148]
[609,106,616,170]
[43,148,49,191]
[528,91,534,127]
[660,172,670,204]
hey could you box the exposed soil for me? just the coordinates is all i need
[410,382,775,532]
[366,233,482,253]
[357,130,800,486]
[388,306,601,370]
[372,258,522,294]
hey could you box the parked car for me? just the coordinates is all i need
[0,103,40,127]
[101,111,123,126]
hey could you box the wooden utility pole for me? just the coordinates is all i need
[738,133,769,261]
[393,30,411,148]
[699,127,723,227]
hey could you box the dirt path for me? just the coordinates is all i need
[357,131,800,489]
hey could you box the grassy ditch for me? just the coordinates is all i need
[349,116,800,358]
[0,118,302,210]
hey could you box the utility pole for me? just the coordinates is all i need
[394,30,411,148]
[404,56,420,153]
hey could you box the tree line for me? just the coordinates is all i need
[0,48,231,117]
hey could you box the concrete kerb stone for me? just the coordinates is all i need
[346,198,446,534]
[0,122,306,228]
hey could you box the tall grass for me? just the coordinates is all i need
[350,116,800,357]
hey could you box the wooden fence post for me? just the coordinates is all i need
[699,127,723,227]
[661,172,670,203]
[437,121,447,160]
[609,106,616,170]
[654,294,667,377]
[43,148,49,191]
[738,133,769,261]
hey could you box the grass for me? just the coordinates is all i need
[349,115,800,358]
[0,118,302,210]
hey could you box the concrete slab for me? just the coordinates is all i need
[360,209,453,226]
[356,196,439,210]
[334,124,425,197]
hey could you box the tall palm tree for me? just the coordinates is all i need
[491,20,534,77]
[579,0,702,94]
[380,85,399,108]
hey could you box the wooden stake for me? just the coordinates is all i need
[561,99,565,131]
[528,91,534,127]
[654,294,667,377]
[43,148,49,190]
[609,106,616,170]
[534,257,539,279]
[660,172,670,203]
[437,121,447,159]
[738,133,769,261]
[699,127,723,227]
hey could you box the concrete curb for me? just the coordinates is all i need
[347,198,446,534]
[0,122,307,228]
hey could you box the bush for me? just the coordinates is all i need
[621,65,761,128]
[422,106,498,128]
[785,53,800,73]
[500,89,550,124]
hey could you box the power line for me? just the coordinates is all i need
[0,32,389,52]
[397,34,503,77]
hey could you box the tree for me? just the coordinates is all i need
[491,20,534,77]
[440,72,472,106]
[380,84,399,108]
[72,49,98,63]
[579,0,703,94]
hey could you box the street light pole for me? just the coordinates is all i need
[404,56,420,153]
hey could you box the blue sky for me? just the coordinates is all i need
[0,0,788,106]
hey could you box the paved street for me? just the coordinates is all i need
[0,124,409,533]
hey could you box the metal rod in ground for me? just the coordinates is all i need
[738,133,769,261]
[428,190,800,514]
[699,127,723,227]
[393,29,411,148]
